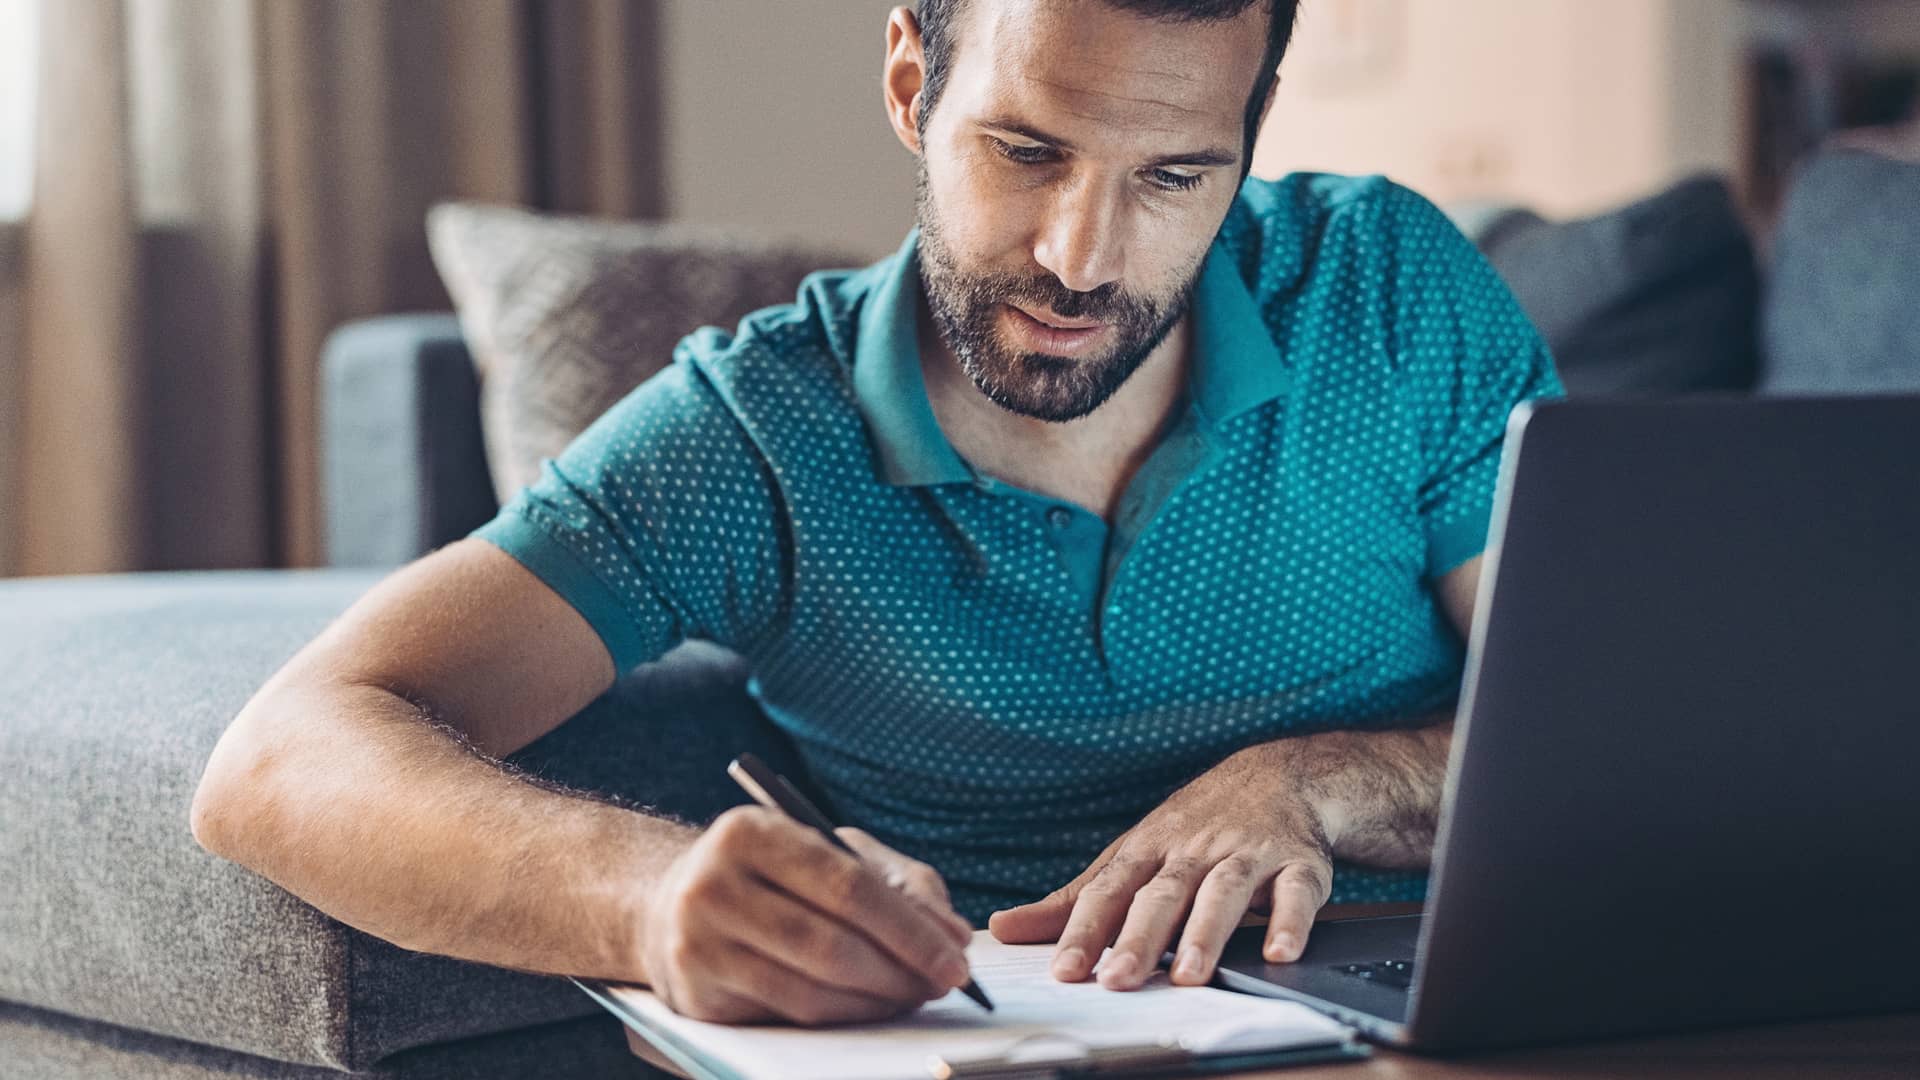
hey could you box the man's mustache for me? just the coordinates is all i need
[960,272,1145,323]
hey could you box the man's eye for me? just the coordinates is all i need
[1147,168,1204,192]
[989,137,1054,165]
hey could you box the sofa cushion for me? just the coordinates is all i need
[426,202,852,504]
[0,1000,663,1079]
[1760,149,1920,394]
[0,571,801,1071]
[1460,175,1760,396]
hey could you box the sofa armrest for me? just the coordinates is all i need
[322,314,500,568]
[0,571,798,1071]
[2,571,401,1069]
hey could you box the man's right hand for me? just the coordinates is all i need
[638,806,975,1025]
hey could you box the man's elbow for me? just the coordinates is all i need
[189,761,250,858]
[189,699,286,862]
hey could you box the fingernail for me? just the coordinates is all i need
[1174,946,1205,982]
[1098,952,1138,986]
[1265,932,1295,961]
[1052,947,1086,979]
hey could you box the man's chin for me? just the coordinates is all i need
[973,375,1110,424]
[960,335,1132,422]
[989,399,1099,424]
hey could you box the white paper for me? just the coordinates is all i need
[601,931,1352,1080]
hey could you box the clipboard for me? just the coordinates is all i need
[572,977,749,1080]
[928,1031,1371,1078]
[571,933,1369,1080]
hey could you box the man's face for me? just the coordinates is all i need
[912,0,1266,423]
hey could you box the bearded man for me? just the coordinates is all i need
[193,0,1562,1026]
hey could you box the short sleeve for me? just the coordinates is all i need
[1385,185,1564,579]
[469,357,790,673]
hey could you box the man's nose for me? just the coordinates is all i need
[1032,179,1127,296]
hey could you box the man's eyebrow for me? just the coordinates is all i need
[979,116,1080,151]
[1144,146,1239,169]
[977,116,1238,170]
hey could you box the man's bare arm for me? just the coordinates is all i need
[190,539,690,978]
[1269,716,1450,869]
[191,539,971,1021]
[1284,554,1477,867]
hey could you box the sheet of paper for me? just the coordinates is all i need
[602,931,1353,1080]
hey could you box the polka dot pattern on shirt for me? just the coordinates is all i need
[474,173,1564,923]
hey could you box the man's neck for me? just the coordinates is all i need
[917,301,1193,523]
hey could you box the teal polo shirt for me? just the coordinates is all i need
[473,173,1563,923]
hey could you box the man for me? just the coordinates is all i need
[192,0,1560,1028]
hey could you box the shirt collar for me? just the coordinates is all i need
[852,229,976,486]
[851,226,1290,488]
[1187,235,1292,428]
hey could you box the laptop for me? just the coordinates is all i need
[1210,396,1920,1051]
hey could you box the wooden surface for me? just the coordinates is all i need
[1252,1011,1920,1079]
[622,903,1920,1077]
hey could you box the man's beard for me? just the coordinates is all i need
[915,169,1200,424]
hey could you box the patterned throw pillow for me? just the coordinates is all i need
[427,202,852,503]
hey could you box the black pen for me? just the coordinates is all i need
[727,753,994,1012]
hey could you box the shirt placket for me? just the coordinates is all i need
[1093,407,1221,681]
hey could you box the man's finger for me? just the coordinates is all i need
[1264,860,1332,963]
[753,823,969,988]
[1100,857,1209,990]
[710,939,916,1027]
[989,833,1124,945]
[1171,855,1266,985]
[986,886,1076,944]
[728,883,953,1001]
[1051,854,1160,982]
[837,828,971,944]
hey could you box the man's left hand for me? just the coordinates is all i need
[986,740,1334,990]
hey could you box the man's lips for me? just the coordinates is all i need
[1001,303,1110,356]
[1010,303,1105,331]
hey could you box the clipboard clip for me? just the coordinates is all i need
[929,1033,1201,1079]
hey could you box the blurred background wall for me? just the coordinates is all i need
[1256,0,1745,218]
[0,0,1914,577]
[660,0,913,258]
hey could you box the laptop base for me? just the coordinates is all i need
[1211,916,1420,1045]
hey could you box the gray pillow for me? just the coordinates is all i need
[427,203,853,503]
[1465,176,1760,396]
[1760,149,1920,395]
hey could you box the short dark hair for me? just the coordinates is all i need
[913,0,1300,177]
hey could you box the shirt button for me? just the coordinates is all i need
[1045,506,1072,529]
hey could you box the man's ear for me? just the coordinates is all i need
[883,6,927,156]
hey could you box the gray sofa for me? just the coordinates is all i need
[4,150,1916,1078]
[0,329,814,1077]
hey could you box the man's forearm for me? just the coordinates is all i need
[192,680,697,983]
[1262,715,1454,868]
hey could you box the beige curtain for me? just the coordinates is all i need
[0,0,661,576]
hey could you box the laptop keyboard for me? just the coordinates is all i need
[1330,959,1415,991]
